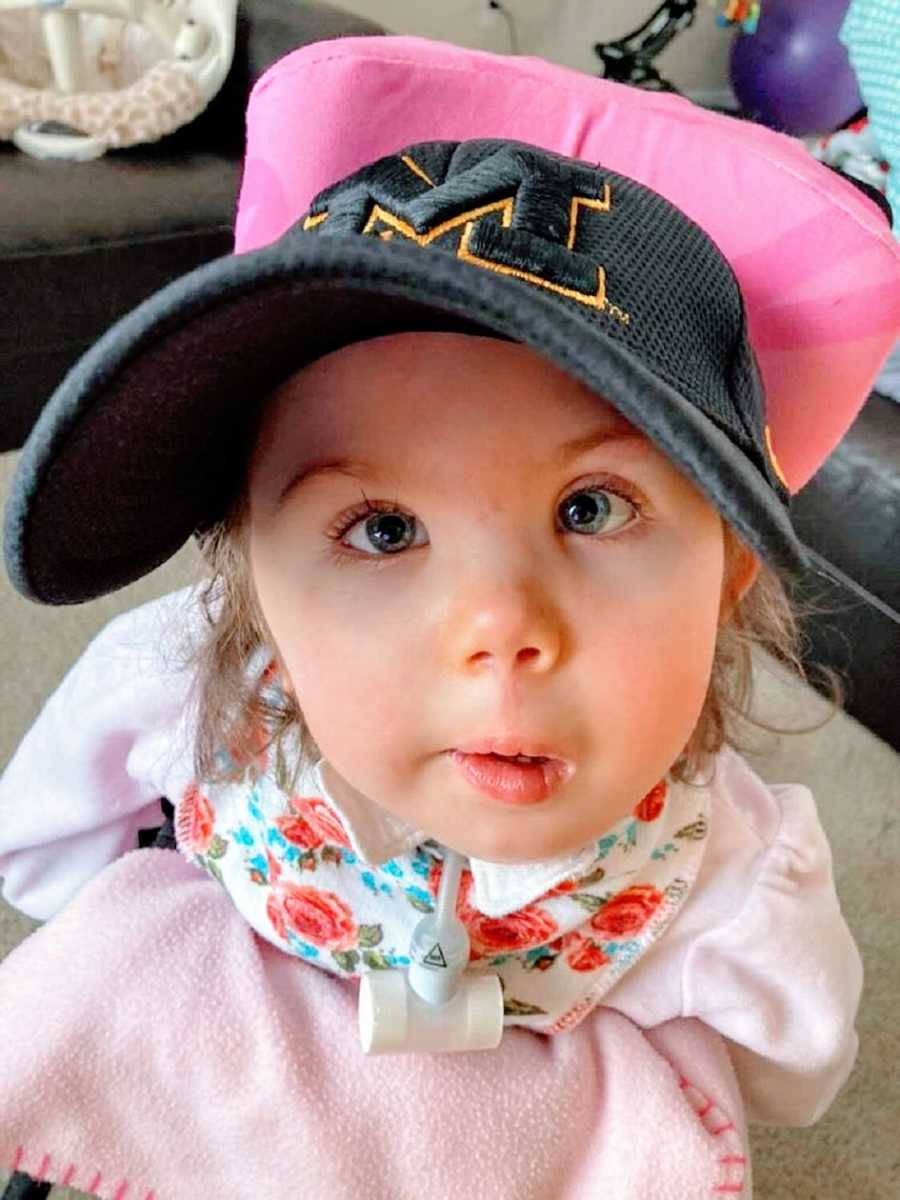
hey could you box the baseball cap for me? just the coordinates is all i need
[6,38,899,604]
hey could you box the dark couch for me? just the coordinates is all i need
[2,3,898,753]
[789,389,900,751]
[0,0,387,450]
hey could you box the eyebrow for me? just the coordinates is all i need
[277,422,648,506]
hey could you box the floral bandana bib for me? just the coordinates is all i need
[176,744,711,1034]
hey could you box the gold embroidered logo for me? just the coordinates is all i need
[302,155,630,326]
[764,424,789,490]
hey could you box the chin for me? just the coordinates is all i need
[442,829,580,865]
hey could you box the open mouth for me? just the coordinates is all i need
[488,752,549,764]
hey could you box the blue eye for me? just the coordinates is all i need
[358,511,418,554]
[335,505,424,556]
[558,487,637,536]
[328,482,641,559]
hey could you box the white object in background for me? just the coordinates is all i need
[0,0,236,159]
[358,848,505,1054]
[12,116,105,158]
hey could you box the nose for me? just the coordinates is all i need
[441,575,564,678]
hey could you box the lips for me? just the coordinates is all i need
[451,750,572,804]
[449,738,574,805]
[453,737,569,764]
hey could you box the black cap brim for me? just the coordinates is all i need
[5,231,809,604]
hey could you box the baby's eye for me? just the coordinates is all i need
[340,508,426,555]
[329,483,640,558]
[558,486,638,536]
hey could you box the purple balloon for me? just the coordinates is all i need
[730,0,863,136]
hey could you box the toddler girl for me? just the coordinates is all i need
[2,34,898,1200]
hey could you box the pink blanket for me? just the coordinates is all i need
[0,850,750,1199]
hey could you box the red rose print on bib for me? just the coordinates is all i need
[288,793,352,849]
[591,884,665,938]
[634,781,667,822]
[267,883,357,951]
[179,783,215,854]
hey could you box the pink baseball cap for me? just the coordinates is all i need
[239,36,900,494]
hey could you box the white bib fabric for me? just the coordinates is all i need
[175,737,712,1033]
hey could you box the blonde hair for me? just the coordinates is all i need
[177,481,844,796]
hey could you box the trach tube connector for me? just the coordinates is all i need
[358,848,504,1054]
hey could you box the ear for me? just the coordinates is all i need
[719,538,760,626]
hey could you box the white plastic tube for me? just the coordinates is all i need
[358,849,504,1055]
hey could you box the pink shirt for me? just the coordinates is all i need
[0,586,862,1127]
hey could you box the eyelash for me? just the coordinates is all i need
[324,476,649,566]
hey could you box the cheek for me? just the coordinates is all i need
[585,559,722,756]
[252,557,414,767]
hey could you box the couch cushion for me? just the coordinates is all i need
[790,391,900,751]
[0,144,240,450]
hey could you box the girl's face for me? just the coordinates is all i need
[247,332,754,863]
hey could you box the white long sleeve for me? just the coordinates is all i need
[680,779,863,1127]
[0,586,203,921]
